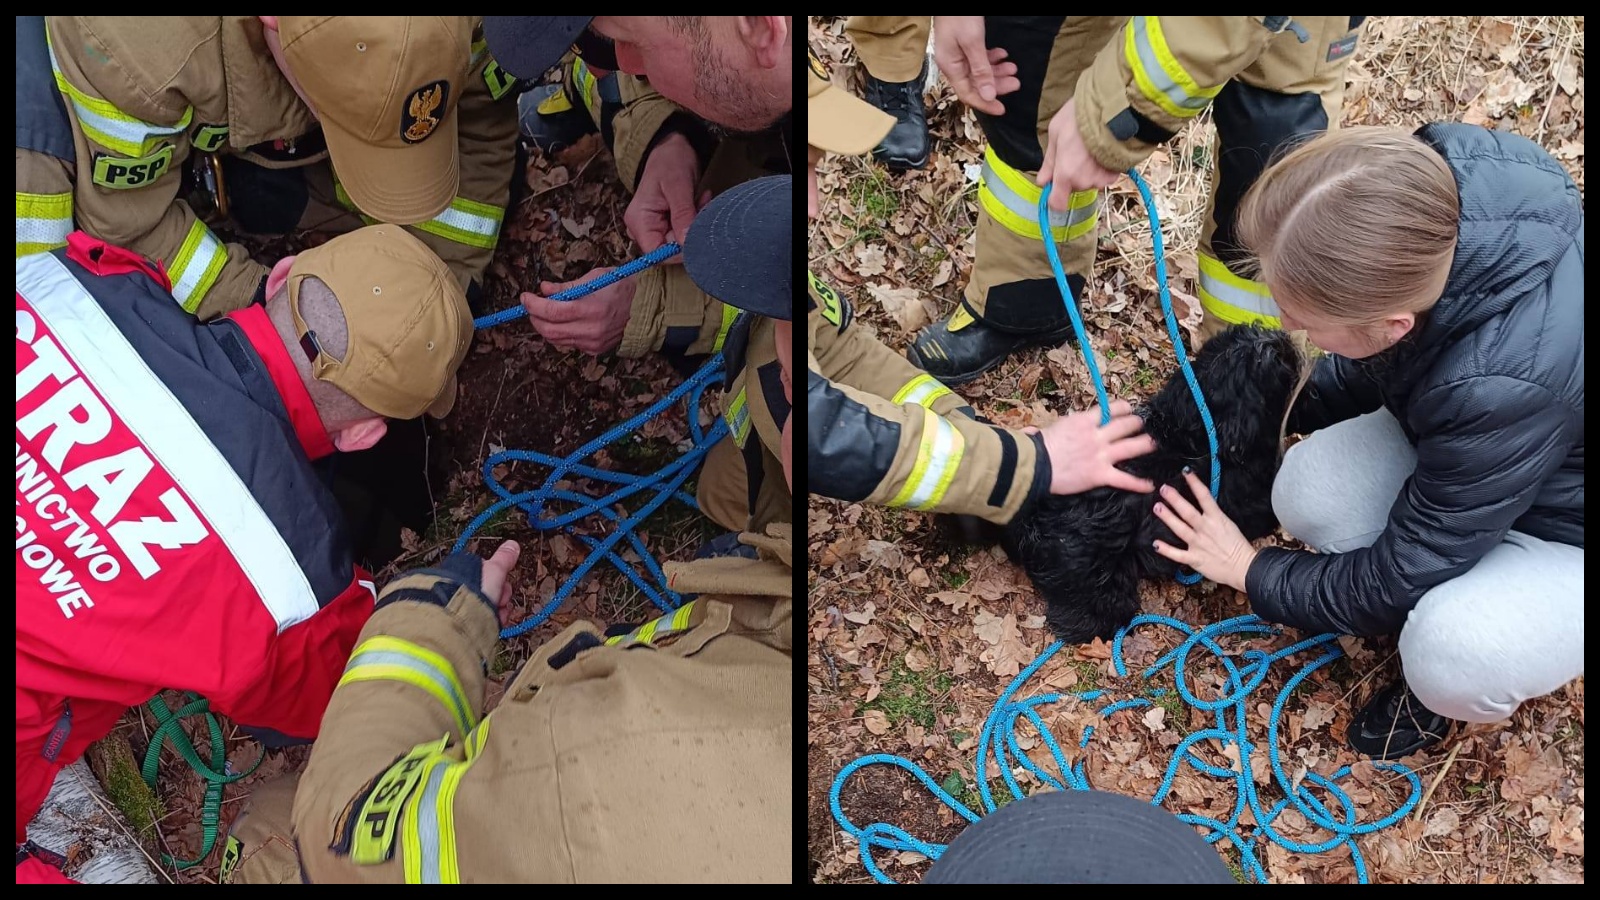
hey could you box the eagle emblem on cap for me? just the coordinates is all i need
[401,80,450,144]
[808,49,829,81]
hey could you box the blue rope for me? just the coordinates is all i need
[457,242,728,639]
[828,173,1421,884]
[828,615,1421,884]
[1038,176,1218,584]
[471,242,683,329]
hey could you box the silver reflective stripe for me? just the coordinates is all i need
[16,215,72,253]
[414,760,450,884]
[897,376,949,408]
[1198,268,1279,318]
[904,413,959,509]
[431,202,501,241]
[980,159,1095,232]
[1129,17,1212,113]
[344,649,472,735]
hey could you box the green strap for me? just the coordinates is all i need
[140,692,264,870]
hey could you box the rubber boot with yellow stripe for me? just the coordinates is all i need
[909,274,1083,386]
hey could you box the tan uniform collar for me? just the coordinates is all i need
[216,16,319,150]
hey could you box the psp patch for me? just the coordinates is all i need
[808,48,829,81]
[92,145,174,189]
[401,80,450,144]
[807,271,851,330]
[483,59,517,101]
[219,835,243,883]
[349,736,447,865]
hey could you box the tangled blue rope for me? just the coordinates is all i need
[829,171,1421,883]
[829,615,1422,884]
[460,242,728,639]
[1039,176,1217,585]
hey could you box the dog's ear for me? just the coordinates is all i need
[1190,326,1295,463]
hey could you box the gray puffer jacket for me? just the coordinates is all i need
[1248,122,1584,637]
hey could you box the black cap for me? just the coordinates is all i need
[923,790,1236,884]
[682,176,792,321]
[482,16,595,79]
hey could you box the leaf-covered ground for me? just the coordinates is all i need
[808,16,1584,884]
[107,131,721,881]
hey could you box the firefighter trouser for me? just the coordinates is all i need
[844,16,932,83]
[961,16,1357,343]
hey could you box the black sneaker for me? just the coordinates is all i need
[863,60,930,170]
[1346,679,1452,760]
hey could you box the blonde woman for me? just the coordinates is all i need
[1147,124,1583,759]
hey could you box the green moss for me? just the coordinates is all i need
[860,657,955,730]
[942,570,971,589]
[99,738,165,836]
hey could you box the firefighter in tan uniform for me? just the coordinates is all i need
[901,15,1367,384]
[808,55,1156,525]
[486,17,794,540]
[16,16,519,321]
[221,177,796,885]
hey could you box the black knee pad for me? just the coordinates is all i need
[219,157,310,236]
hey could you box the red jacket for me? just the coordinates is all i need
[15,235,374,854]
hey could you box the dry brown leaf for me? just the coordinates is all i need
[1301,701,1336,733]
[855,244,888,277]
[1499,743,1564,808]
[929,590,976,613]
[1077,637,1113,661]
[973,611,1028,678]
[843,601,876,625]
[1423,807,1460,839]
[869,284,936,334]
[1142,706,1167,733]
[905,647,932,673]
[863,709,890,735]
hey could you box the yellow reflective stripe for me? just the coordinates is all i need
[411,196,506,250]
[573,57,600,118]
[887,407,967,510]
[16,192,74,257]
[334,180,504,250]
[400,760,430,884]
[979,146,1098,242]
[1197,253,1281,326]
[711,303,740,352]
[891,373,955,410]
[465,718,492,760]
[1125,16,1222,120]
[168,219,227,314]
[340,635,476,737]
[726,387,752,447]
[47,33,192,157]
[669,600,696,632]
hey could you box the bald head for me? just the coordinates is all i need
[263,264,387,453]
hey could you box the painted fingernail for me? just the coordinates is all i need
[1182,465,1192,474]
[1152,541,1161,550]
[1153,502,1164,513]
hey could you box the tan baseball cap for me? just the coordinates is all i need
[807,48,894,155]
[279,16,473,225]
[288,225,472,419]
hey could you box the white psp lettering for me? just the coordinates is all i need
[16,308,208,590]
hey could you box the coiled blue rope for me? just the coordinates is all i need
[459,242,729,639]
[1039,175,1218,585]
[828,172,1421,883]
[828,614,1421,884]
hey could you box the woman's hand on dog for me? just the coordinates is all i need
[1024,399,1157,496]
[1150,470,1259,593]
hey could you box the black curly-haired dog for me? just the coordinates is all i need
[997,324,1302,644]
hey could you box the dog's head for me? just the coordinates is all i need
[1151,324,1302,464]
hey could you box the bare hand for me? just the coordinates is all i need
[625,132,706,258]
[1151,470,1258,592]
[519,267,635,354]
[1024,399,1156,495]
[932,16,1020,116]
[1036,98,1123,212]
[480,540,521,622]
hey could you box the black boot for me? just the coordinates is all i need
[908,278,1083,385]
[1347,679,1452,760]
[863,59,930,170]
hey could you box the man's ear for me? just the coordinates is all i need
[331,418,387,453]
[737,15,789,68]
[265,256,296,305]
